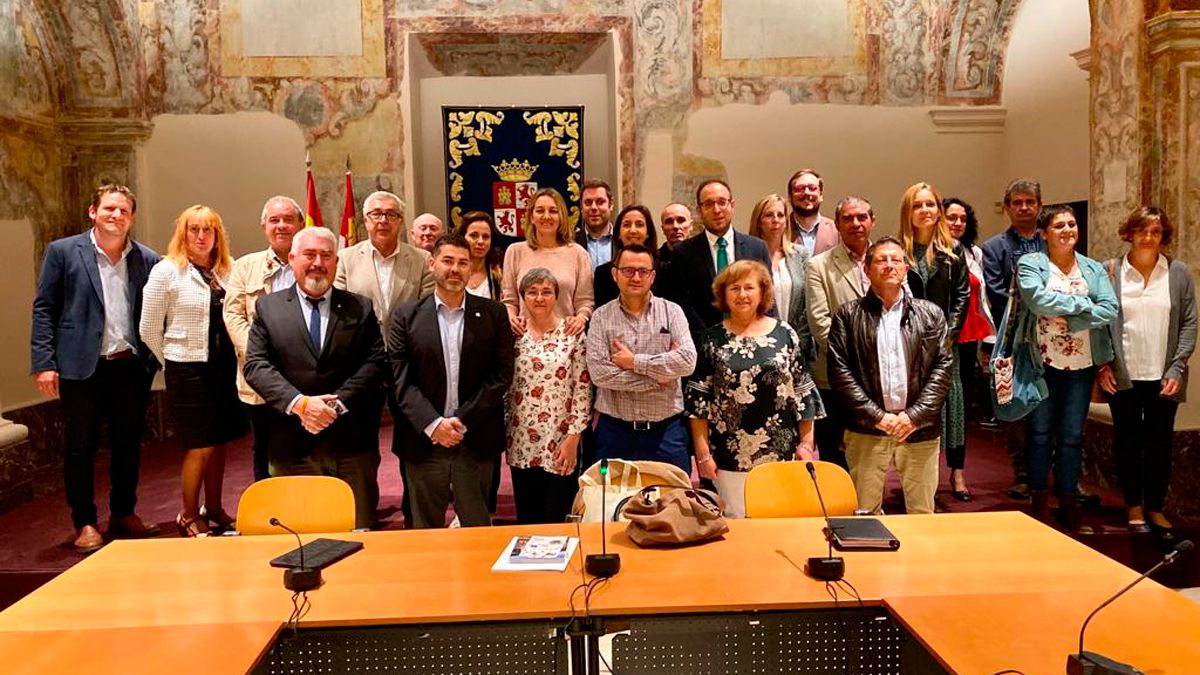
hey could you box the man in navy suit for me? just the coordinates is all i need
[244,226,387,530]
[31,184,162,553]
[663,179,772,335]
[389,234,514,528]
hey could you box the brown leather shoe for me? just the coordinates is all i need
[73,525,104,553]
[108,514,162,539]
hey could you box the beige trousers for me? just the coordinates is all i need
[843,431,940,515]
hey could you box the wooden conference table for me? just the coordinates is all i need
[1,511,1198,673]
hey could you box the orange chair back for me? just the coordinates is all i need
[235,476,356,535]
[744,460,858,518]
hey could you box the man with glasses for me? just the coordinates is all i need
[335,190,434,527]
[226,196,305,482]
[787,169,839,257]
[663,179,771,335]
[586,243,696,473]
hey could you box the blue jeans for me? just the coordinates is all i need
[1026,365,1095,494]
[594,414,691,476]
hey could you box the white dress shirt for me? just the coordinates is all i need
[370,244,400,316]
[90,229,135,356]
[772,258,793,324]
[285,286,334,416]
[1120,254,1171,381]
[876,297,908,412]
[423,293,468,438]
[704,228,736,273]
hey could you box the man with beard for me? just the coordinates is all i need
[575,178,616,269]
[389,235,515,528]
[244,226,387,529]
[787,169,839,257]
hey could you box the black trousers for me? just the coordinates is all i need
[1108,381,1179,511]
[406,447,493,528]
[58,358,152,529]
[814,388,848,469]
[510,465,578,525]
[245,402,272,482]
[385,395,413,525]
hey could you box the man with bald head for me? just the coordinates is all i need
[410,213,445,253]
[224,195,303,481]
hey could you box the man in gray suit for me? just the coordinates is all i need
[335,190,434,527]
[30,184,162,553]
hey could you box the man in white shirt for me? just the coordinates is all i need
[335,190,434,527]
[827,237,952,515]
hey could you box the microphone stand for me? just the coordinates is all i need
[270,517,322,592]
[804,462,845,581]
[585,458,621,578]
[1066,539,1193,675]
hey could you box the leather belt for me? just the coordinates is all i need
[603,413,681,432]
[100,349,135,361]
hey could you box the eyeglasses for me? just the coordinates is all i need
[700,198,731,211]
[617,267,654,279]
[792,184,821,193]
[365,210,402,222]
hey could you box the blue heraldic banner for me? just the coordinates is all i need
[442,106,584,251]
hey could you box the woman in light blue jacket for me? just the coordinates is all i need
[1015,204,1118,534]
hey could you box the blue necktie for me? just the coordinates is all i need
[307,297,324,351]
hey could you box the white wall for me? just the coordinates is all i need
[669,92,1005,238]
[1002,0,1091,205]
[137,112,308,258]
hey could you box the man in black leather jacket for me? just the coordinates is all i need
[827,237,952,515]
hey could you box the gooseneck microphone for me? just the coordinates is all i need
[804,461,845,581]
[1067,539,1193,675]
[271,517,322,592]
[585,459,621,578]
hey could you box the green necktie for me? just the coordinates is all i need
[716,237,728,273]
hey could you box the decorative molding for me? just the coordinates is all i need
[219,0,387,78]
[927,107,1006,133]
[417,33,606,77]
[1070,48,1091,73]
[1147,10,1200,56]
[58,117,153,145]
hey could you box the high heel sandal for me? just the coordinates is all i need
[176,513,210,538]
[199,505,236,532]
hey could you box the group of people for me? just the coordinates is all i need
[30,173,1192,553]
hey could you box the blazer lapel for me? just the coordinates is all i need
[358,245,386,311]
[287,290,321,360]
[834,247,865,299]
[458,296,481,395]
[76,237,104,303]
[320,291,345,358]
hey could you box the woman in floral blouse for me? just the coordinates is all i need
[1014,204,1117,534]
[504,268,592,524]
[687,260,824,517]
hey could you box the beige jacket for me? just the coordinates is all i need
[223,249,286,404]
[804,243,868,388]
[334,240,434,346]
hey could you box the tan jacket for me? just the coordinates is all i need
[223,249,286,404]
[334,240,434,346]
[804,243,868,388]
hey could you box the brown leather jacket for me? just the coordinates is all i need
[827,291,952,442]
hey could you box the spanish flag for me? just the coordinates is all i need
[304,152,323,229]
[339,156,358,248]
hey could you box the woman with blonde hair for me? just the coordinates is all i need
[140,205,246,536]
[748,193,812,370]
[898,183,970,500]
[687,260,824,517]
[501,187,594,336]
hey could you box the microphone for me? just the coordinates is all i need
[585,459,621,578]
[1066,539,1193,675]
[803,461,845,581]
[270,517,322,592]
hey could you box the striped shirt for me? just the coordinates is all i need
[585,295,697,422]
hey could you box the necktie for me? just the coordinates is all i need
[716,236,729,273]
[307,297,324,350]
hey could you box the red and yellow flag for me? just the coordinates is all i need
[339,156,358,248]
[304,153,323,229]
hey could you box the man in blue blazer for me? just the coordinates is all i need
[662,179,773,335]
[30,184,162,553]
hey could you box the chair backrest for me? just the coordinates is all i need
[235,476,356,535]
[744,460,858,518]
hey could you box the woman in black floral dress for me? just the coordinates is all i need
[687,260,824,517]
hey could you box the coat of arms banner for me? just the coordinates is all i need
[442,106,584,250]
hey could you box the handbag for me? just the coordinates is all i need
[989,271,1048,421]
[614,485,730,547]
[572,460,692,523]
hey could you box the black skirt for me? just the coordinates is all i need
[164,341,247,451]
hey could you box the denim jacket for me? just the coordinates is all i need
[1014,251,1118,370]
